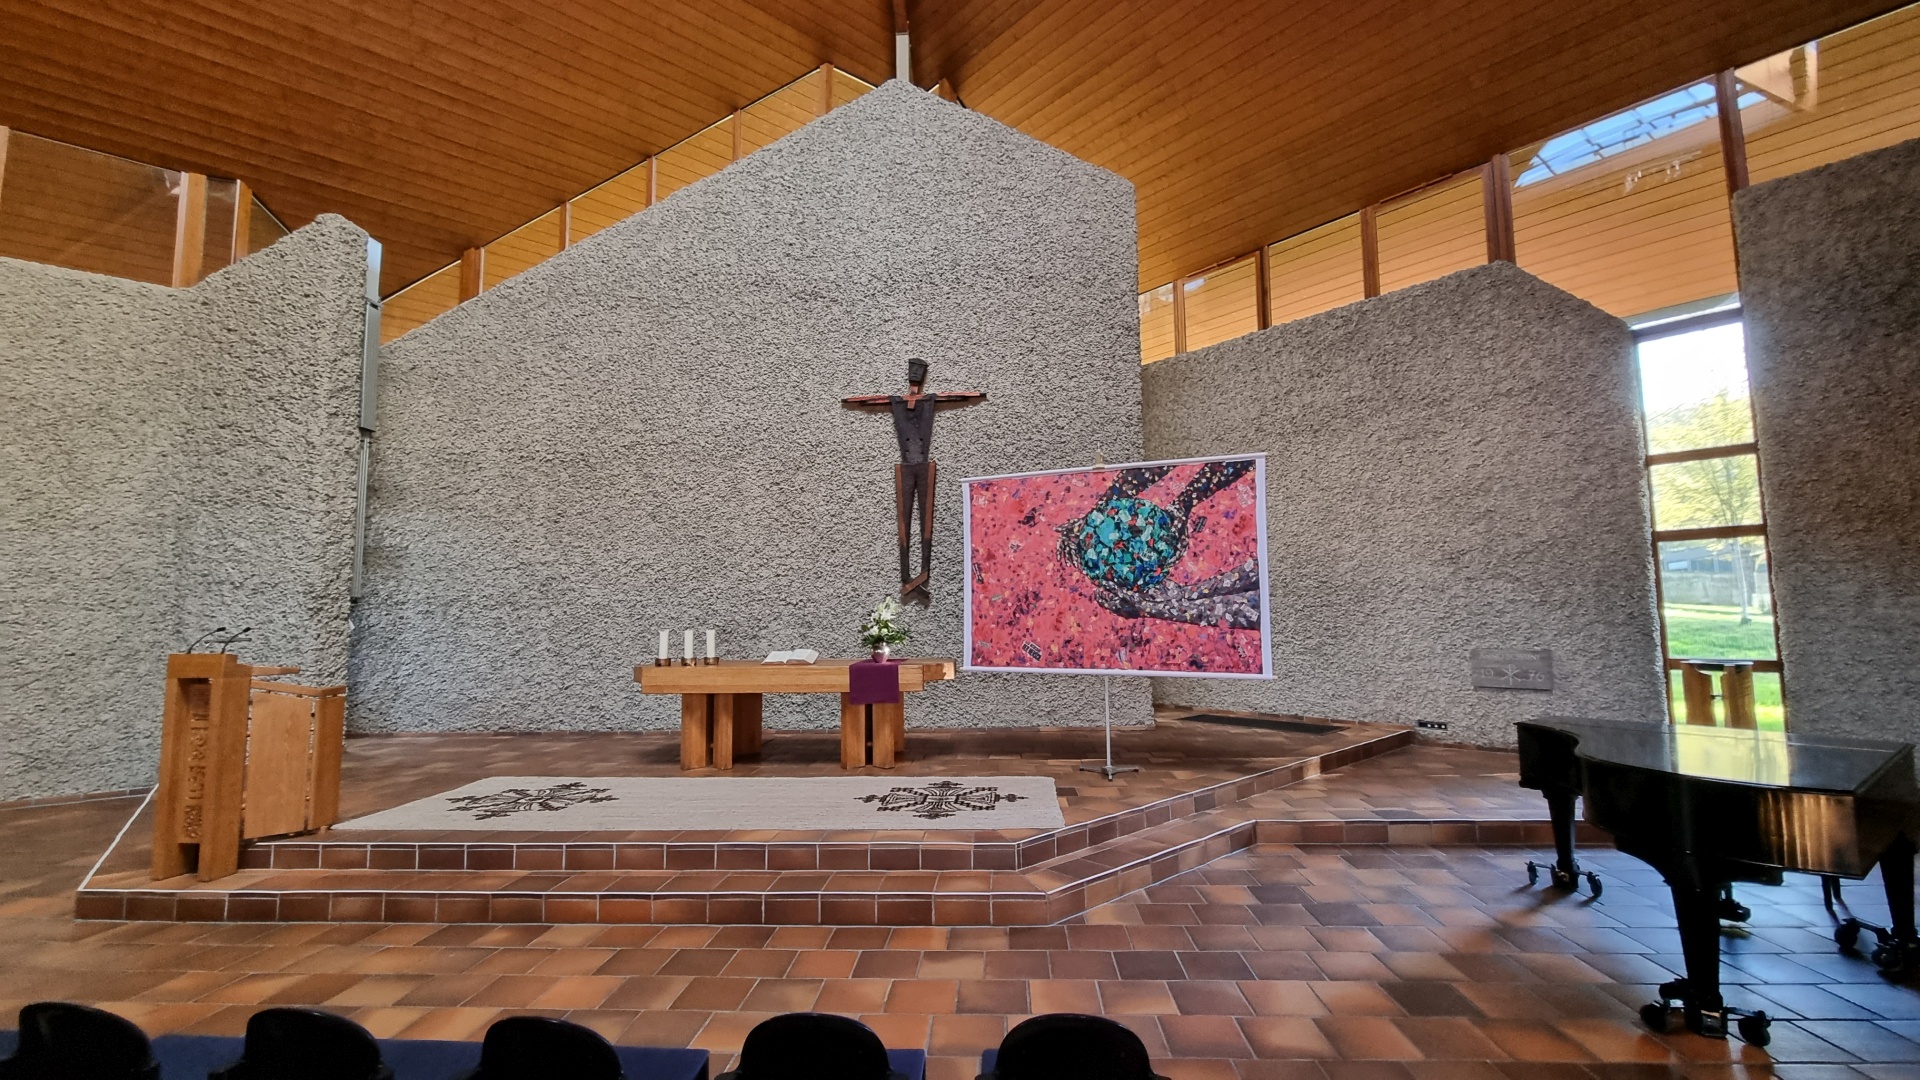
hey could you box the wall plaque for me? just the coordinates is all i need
[1470,647,1554,690]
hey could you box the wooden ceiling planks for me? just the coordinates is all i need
[917,0,1905,287]
[0,0,1902,295]
[0,0,891,292]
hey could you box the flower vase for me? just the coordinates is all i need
[871,644,891,663]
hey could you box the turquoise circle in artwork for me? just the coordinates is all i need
[1074,496,1182,589]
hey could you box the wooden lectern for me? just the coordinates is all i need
[151,654,345,881]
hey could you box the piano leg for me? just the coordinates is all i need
[1834,834,1918,973]
[1643,878,1773,1045]
[1525,788,1601,896]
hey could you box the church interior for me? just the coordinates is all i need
[2,0,1919,1076]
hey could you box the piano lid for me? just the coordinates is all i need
[1520,717,1913,795]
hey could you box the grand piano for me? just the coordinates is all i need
[1517,717,1920,1044]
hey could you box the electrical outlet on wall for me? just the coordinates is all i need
[1417,720,1449,731]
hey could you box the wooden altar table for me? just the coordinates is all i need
[634,658,956,770]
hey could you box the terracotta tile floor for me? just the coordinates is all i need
[8,740,1920,1078]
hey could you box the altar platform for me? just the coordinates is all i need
[74,712,1587,927]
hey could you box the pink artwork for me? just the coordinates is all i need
[963,456,1270,677]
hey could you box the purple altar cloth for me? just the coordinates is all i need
[849,659,902,705]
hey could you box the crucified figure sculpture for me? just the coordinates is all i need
[843,358,986,601]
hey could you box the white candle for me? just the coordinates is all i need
[706,629,716,659]
[683,629,694,660]
[658,630,669,660]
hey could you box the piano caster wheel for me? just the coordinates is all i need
[1658,978,1688,1000]
[1872,939,1913,973]
[1836,920,1864,952]
[1527,862,1540,886]
[1640,1003,1672,1034]
[1736,1012,1773,1047]
[1717,897,1752,923]
[1584,871,1603,898]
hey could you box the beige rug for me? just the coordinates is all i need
[334,775,1065,832]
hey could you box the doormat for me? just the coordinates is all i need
[333,776,1065,832]
[1183,713,1344,735]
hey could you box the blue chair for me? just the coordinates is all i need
[454,1017,622,1080]
[207,1008,392,1080]
[0,1002,159,1080]
[978,1014,1165,1080]
[717,1014,904,1080]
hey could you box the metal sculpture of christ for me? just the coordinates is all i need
[843,358,986,601]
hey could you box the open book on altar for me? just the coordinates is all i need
[762,649,819,665]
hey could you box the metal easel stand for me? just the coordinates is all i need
[1079,675,1140,782]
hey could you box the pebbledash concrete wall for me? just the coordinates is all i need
[0,216,369,800]
[354,80,1148,735]
[1141,262,1667,747]
[1737,137,1920,747]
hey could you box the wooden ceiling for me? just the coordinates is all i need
[0,0,1902,293]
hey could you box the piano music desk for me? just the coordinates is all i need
[1519,717,1919,1043]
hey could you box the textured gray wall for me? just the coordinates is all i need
[1142,262,1667,747]
[355,80,1148,735]
[0,216,368,800]
[1737,138,1920,746]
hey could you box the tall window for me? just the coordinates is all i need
[1633,312,1785,728]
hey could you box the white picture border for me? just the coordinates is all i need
[960,452,1272,679]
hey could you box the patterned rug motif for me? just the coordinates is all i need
[333,775,1065,832]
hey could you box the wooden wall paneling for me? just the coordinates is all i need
[1715,68,1752,194]
[819,62,835,115]
[1171,274,1188,354]
[231,178,252,264]
[170,170,206,286]
[560,199,571,249]
[1359,204,1381,298]
[1484,154,1516,263]
[1265,212,1368,325]
[0,127,9,210]
[458,246,483,300]
[731,109,744,160]
[1254,245,1271,329]
[1744,6,1920,184]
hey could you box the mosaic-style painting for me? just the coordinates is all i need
[964,456,1270,676]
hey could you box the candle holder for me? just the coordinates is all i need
[701,656,720,666]
[653,657,670,667]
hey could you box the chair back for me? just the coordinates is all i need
[466,1017,621,1080]
[726,1013,896,1080]
[988,1014,1161,1080]
[0,1002,159,1080]
[209,1008,391,1080]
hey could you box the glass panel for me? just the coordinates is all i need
[1659,536,1777,659]
[1650,453,1763,530]
[831,68,875,110]
[655,121,735,201]
[1376,170,1485,294]
[200,178,239,280]
[246,194,289,257]
[380,263,461,342]
[0,132,180,285]
[484,208,564,289]
[1742,5,1920,185]
[1637,321,1754,453]
[741,69,826,156]
[1182,256,1260,351]
[1268,214,1365,325]
[1511,81,1737,318]
[1139,284,1176,364]
[570,161,651,243]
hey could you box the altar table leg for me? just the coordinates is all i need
[713,693,737,770]
[873,701,903,769]
[735,694,763,756]
[839,694,867,769]
[680,694,712,770]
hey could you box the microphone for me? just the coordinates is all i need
[185,627,227,654]
[218,627,254,654]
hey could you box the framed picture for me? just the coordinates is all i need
[962,454,1271,678]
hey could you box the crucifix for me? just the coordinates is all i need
[843,357,986,600]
